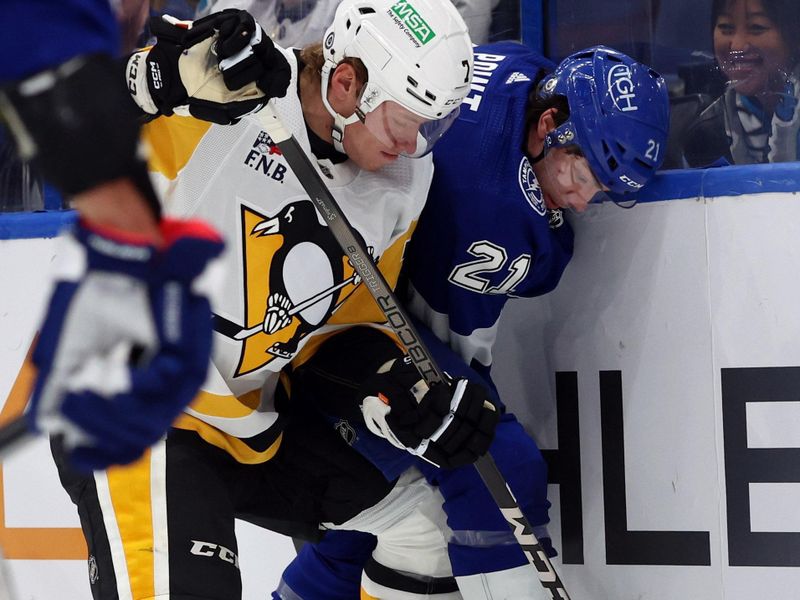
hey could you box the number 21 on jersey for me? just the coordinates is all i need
[448,241,531,295]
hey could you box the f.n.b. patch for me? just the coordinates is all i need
[518,156,545,216]
[244,132,287,182]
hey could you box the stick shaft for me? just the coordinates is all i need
[0,416,32,461]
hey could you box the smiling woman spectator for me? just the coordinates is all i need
[684,0,800,166]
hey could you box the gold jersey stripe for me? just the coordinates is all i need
[106,450,156,599]
[188,388,261,418]
[143,115,212,180]
[173,413,283,464]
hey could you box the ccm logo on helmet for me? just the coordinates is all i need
[619,174,643,189]
[607,64,638,113]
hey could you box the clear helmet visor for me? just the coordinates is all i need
[357,89,461,158]
[540,148,612,212]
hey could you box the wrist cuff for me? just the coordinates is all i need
[126,50,158,115]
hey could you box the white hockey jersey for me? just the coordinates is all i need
[144,48,433,462]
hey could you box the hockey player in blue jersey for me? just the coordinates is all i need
[274,42,670,599]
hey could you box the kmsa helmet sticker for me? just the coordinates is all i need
[518,156,546,216]
[389,0,436,46]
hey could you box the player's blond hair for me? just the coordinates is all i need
[300,43,368,86]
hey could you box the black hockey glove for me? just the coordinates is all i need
[360,356,499,469]
[126,9,291,124]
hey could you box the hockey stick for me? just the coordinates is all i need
[256,104,571,600]
[0,415,33,462]
[234,275,357,340]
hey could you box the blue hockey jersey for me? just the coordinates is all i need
[403,41,574,381]
[0,0,118,83]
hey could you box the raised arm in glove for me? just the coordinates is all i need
[126,8,291,124]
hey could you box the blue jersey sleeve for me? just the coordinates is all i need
[0,0,119,83]
[403,42,574,373]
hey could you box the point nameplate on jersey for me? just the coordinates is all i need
[461,52,507,116]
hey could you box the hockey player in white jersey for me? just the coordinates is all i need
[48,3,505,599]
[274,42,670,599]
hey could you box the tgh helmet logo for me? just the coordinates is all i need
[607,64,638,113]
[325,32,335,50]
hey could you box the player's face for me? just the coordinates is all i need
[359,100,427,157]
[341,119,409,171]
[327,69,422,170]
[534,146,608,213]
[527,108,607,212]
[713,0,791,98]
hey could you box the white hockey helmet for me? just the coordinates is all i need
[320,0,473,157]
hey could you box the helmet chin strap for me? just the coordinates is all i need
[320,61,361,154]
[528,146,545,165]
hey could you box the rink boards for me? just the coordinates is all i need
[492,169,800,599]
[1,164,799,598]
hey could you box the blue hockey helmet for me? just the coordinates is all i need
[539,46,670,196]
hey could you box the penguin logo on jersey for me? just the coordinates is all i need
[518,156,546,216]
[231,200,371,377]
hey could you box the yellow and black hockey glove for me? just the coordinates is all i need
[126,9,291,124]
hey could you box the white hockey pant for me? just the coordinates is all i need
[325,466,553,600]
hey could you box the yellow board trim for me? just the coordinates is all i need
[0,341,87,560]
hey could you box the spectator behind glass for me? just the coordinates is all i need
[684,0,800,166]
[196,0,505,48]
[0,129,43,212]
[0,0,151,214]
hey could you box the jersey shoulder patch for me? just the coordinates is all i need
[505,71,532,84]
[518,156,545,216]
